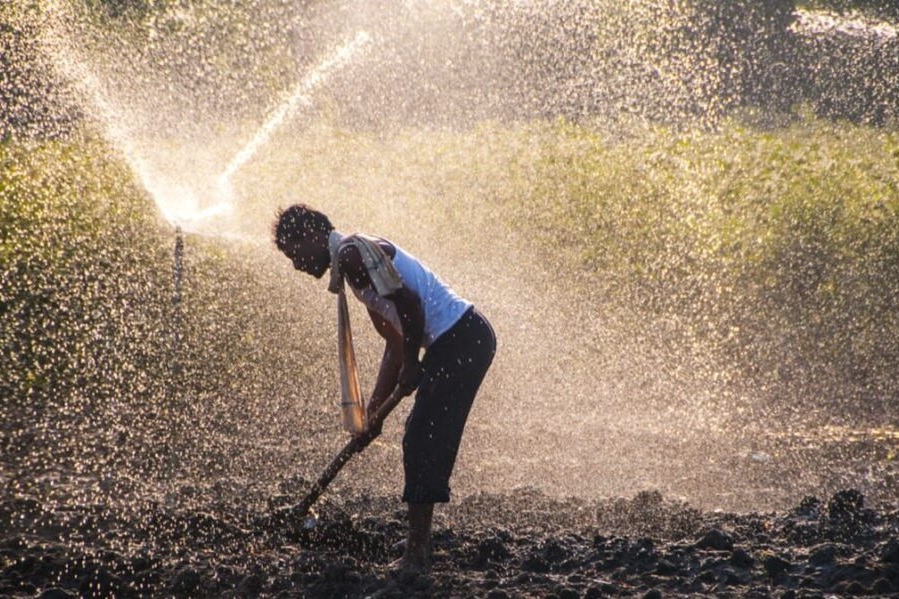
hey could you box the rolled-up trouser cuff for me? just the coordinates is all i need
[402,483,450,504]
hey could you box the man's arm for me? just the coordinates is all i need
[338,242,425,418]
[366,309,404,417]
[388,285,424,397]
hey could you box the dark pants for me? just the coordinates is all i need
[402,307,496,504]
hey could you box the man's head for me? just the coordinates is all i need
[273,204,334,278]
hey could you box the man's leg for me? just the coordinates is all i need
[400,309,496,572]
[402,502,434,571]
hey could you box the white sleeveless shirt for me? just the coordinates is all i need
[344,237,471,348]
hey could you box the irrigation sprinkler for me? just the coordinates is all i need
[167,225,184,403]
[172,225,184,346]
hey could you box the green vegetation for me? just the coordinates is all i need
[1,131,170,471]
[507,115,899,411]
[1,133,167,401]
[798,1,899,20]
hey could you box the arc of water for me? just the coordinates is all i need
[41,9,212,227]
[42,31,165,213]
[42,2,371,230]
[216,30,373,200]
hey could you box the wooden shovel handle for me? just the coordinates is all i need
[286,390,404,520]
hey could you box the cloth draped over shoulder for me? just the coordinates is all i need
[327,231,403,433]
[328,232,403,296]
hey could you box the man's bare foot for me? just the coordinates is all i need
[389,551,431,575]
[390,502,434,576]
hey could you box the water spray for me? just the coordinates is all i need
[216,30,372,195]
[149,28,374,424]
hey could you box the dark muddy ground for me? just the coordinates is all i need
[2,479,899,598]
[3,393,898,598]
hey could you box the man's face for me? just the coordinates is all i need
[281,237,329,279]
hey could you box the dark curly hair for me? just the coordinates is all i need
[273,204,334,250]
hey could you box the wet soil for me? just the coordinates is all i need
[3,387,898,598]
[2,481,899,598]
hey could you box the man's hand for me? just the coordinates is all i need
[367,394,386,422]
[355,396,386,448]
[397,358,421,398]
[353,420,381,449]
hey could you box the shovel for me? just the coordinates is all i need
[277,389,404,526]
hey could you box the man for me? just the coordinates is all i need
[273,204,496,572]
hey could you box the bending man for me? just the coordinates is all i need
[273,204,496,572]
